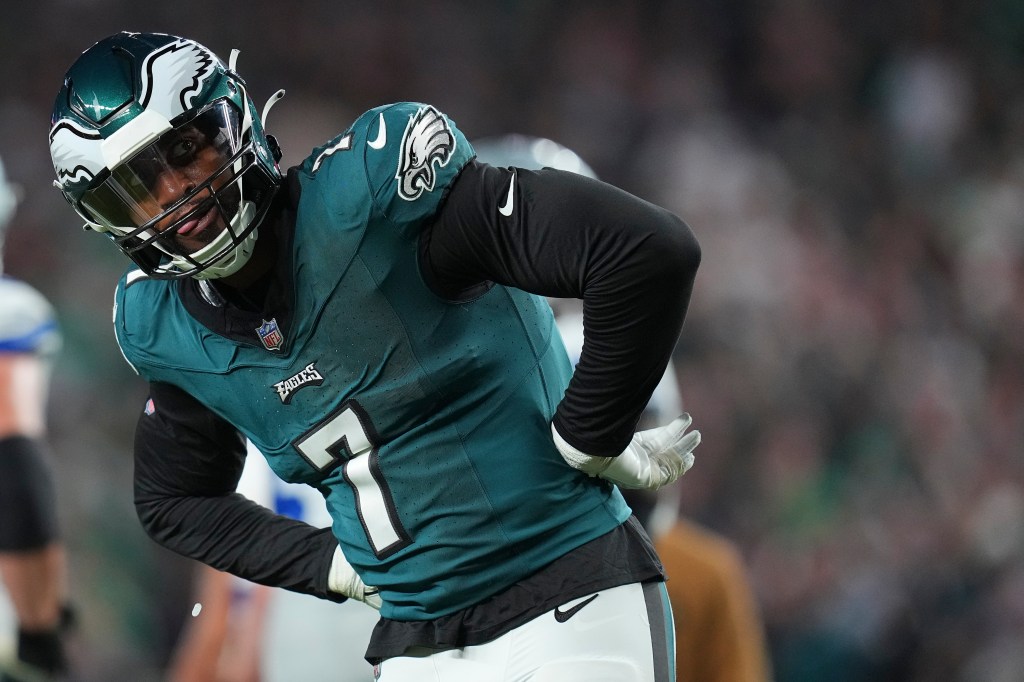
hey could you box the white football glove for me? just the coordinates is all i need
[552,414,701,490]
[328,546,382,610]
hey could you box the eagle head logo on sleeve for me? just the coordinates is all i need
[396,105,456,201]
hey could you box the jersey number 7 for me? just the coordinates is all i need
[294,401,411,558]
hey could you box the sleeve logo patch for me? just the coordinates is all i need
[396,105,456,201]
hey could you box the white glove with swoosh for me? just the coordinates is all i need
[552,414,700,490]
[328,546,382,610]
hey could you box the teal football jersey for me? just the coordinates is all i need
[115,102,630,620]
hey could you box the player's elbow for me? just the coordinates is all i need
[134,490,177,547]
[647,211,701,291]
[134,495,159,538]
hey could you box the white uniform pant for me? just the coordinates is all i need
[376,581,675,682]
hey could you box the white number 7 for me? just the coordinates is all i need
[294,402,409,557]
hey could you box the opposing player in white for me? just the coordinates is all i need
[0,154,72,682]
[169,443,379,682]
[474,137,770,682]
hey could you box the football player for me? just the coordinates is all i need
[48,32,701,681]
[0,155,72,682]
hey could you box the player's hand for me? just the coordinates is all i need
[608,414,700,489]
[328,546,382,610]
[552,414,701,490]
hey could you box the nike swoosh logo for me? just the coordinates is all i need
[553,593,599,623]
[498,172,516,216]
[368,113,387,149]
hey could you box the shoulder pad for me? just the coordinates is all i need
[304,102,473,228]
[112,267,170,376]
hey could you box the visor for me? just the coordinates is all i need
[80,100,244,242]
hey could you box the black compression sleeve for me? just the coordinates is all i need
[133,382,344,602]
[422,160,700,456]
[0,436,59,550]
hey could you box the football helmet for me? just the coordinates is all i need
[0,154,19,272]
[471,134,597,179]
[48,32,283,279]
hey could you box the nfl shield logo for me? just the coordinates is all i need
[256,318,284,351]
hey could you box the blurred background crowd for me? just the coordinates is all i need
[1,1,1023,680]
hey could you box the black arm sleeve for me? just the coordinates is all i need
[133,381,344,602]
[420,160,700,456]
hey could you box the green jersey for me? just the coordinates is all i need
[117,102,629,620]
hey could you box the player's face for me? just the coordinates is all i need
[78,100,244,256]
[136,125,240,256]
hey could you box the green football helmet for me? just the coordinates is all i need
[48,32,283,279]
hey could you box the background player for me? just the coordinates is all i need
[474,135,773,682]
[0,154,73,681]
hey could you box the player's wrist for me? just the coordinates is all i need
[550,423,614,476]
[551,416,699,490]
[328,546,382,610]
[551,423,654,488]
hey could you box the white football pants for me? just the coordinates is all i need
[375,581,675,682]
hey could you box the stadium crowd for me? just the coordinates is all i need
[0,2,1022,680]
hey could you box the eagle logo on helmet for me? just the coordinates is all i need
[137,39,217,116]
[48,120,103,186]
[49,38,219,191]
[396,105,455,201]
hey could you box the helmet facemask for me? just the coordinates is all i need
[77,99,275,279]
